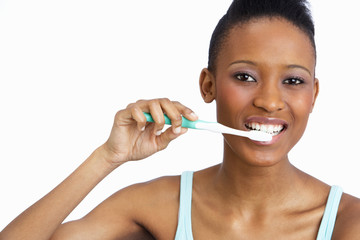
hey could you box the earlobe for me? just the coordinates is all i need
[311,78,319,113]
[199,68,216,103]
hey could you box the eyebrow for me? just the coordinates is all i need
[229,60,312,76]
[287,64,312,76]
[229,60,257,67]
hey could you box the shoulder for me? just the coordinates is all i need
[332,192,360,239]
[52,175,182,239]
[107,174,182,237]
[127,174,181,200]
[109,174,181,216]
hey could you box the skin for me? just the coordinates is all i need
[1,17,360,240]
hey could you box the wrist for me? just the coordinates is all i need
[93,144,127,169]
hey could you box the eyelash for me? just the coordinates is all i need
[234,73,256,82]
[234,73,305,86]
[282,77,305,85]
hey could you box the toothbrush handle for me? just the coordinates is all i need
[143,112,200,129]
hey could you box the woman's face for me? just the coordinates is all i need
[202,17,319,166]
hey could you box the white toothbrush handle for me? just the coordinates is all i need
[195,122,272,141]
[195,122,247,137]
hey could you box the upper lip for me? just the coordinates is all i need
[244,116,289,128]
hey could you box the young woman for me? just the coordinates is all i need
[1,0,360,239]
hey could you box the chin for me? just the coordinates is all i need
[246,153,287,167]
[223,136,291,167]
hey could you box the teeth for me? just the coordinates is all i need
[274,125,282,132]
[260,125,267,132]
[251,123,261,131]
[267,125,274,133]
[246,122,285,136]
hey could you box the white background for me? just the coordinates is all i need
[0,0,359,229]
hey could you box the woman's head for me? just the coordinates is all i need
[199,0,319,166]
[208,0,315,73]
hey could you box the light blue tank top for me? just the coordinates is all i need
[174,171,343,240]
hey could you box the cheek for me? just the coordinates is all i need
[290,90,314,113]
[285,89,314,128]
[215,80,253,124]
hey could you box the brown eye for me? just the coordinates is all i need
[234,73,256,82]
[283,78,304,85]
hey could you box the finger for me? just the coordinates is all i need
[148,100,166,136]
[127,99,158,133]
[113,108,133,127]
[131,107,147,131]
[159,98,183,135]
[156,127,188,151]
[172,101,198,121]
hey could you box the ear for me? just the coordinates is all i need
[310,78,319,113]
[199,68,216,103]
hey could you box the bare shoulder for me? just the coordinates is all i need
[52,175,181,240]
[332,192,360,239]
[110,174,180,201]
[99,174,181,224]
[112,175,181,238]
[119,174,181,210]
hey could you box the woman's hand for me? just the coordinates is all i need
[100,98,198,165]
[0,98,197,240]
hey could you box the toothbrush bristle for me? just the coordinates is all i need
[249,130,272,141]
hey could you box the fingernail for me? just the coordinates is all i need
[173,127,181,134]
[156,130,162,136]
[140,126,145,131]
[190,112,198,118]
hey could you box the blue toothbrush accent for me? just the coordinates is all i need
[143,112,205,129]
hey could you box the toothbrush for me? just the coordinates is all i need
[143,112,272,142]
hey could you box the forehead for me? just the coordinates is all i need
[217,17,316,76]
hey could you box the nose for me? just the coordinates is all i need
[253,83,285,113]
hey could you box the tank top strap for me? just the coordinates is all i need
[316,185,343,240]
[174,171,194,240]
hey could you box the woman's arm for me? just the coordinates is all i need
[0,98,197,240]
[0,147,118,240]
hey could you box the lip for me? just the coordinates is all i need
[244,116,289,145]
[244,116,289,126]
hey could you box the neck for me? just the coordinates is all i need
[213,144,305,212]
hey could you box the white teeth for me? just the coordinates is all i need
[246,122,285,136]
[274,125,282,132]
[260,125,267,132]
[268,125,274,133]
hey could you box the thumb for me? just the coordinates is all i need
[156,127,188,151]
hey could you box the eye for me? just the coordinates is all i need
[234,73,256,82]
[283,77,304,85]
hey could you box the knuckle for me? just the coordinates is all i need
[133,108,146,121]
[113,110,125,127]
[126,102,134,109]
[157,118,165,125]
[172,115,182,125]
[160,97,171,103]
[115,109,125,118]
[173,101,191,113]
[136,99,145,104]
[148,99,159,107]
